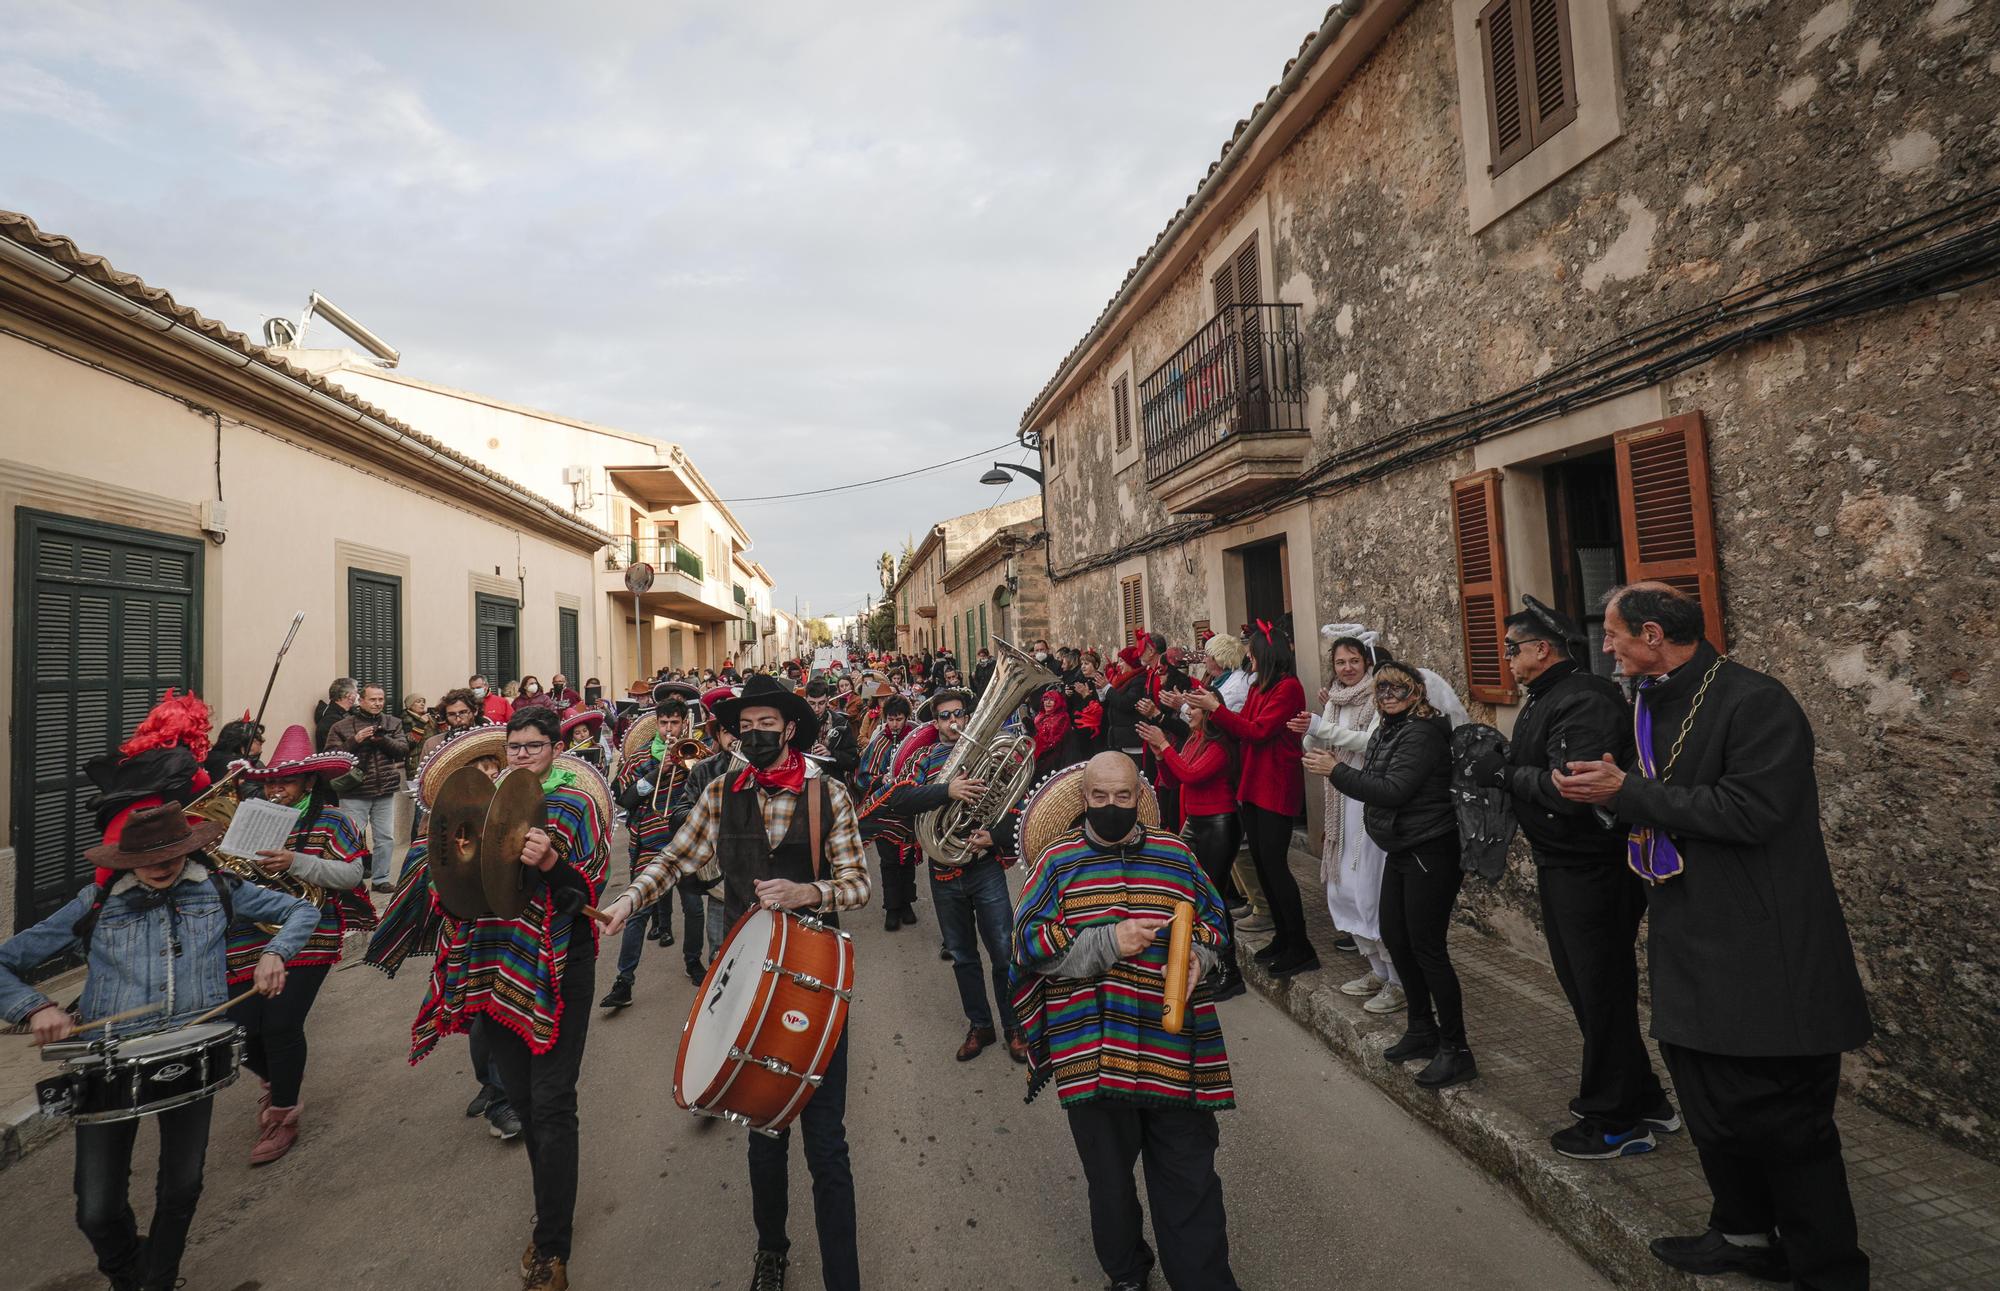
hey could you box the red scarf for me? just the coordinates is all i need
[733,747,806,794]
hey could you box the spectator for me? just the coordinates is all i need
[1182,625,1315,977]
[1138,698,1245,1001]
[971,647,995,699]
[544,673,580,715]
[325,683,410,891]
[314,677,357,752]
[1327,660,1472,1089]
[470,674,511,725]
[512,676,545,714]
[1200,633,1252,713]
[401,694,435,781]
[1100,641,1150,766]
[1030,687,1072,783]
[205,717,265,785]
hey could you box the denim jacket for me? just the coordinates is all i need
[0,861,318,1037]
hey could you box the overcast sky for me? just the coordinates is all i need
[2,0,1320,616]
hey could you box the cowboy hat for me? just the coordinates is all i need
[240,724,357,785]
[85,803,225,870]
[710,673,818,749]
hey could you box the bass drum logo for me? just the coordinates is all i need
[780,1009,811,1034]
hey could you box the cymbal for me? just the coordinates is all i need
[480,767,548,921]
[429,767,496,919]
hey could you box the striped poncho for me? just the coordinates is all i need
[853,728,915,853]
[1010,827,1234,1110]
[361,835,444,978]
[409,780,607,1062]
[225,808,377,984]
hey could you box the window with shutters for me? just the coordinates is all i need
[1450,470,1515,704]
[1112,375,1132,453]
[1119,574,1145,639]
[347,568,402,704]
[1109,354,1140,474]
[475,593,520,688]
[1615,414,1725,651]
[1478,0,1576,177]
[558,606,580,684]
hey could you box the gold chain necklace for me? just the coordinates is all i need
[1656,654,1727,781]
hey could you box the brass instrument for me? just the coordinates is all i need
[184,765,246,828]
[185,771,325,931]
[915,637,1058,868]
[651,738,707,813]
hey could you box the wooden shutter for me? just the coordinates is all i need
[1481,0,1577,177]
[1615,413,1726,651]
[1451,469,1515,704]
[1210,255,1238,313]
[1113,375,1132,452]
[1119,574,1145,638]
[559,606,580,683]
[348,569,401,703]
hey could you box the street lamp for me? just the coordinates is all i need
[980,462,1044,486]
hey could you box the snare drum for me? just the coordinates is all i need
[36,1022,244,1123]
[674,907,853,1135]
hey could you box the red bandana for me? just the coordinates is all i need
[733,747,806,794]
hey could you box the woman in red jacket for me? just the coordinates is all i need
[1139,701,1247,1000]
[1178,623,1317,976]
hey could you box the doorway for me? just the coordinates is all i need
[1543,451,1626,677]
[1236,538,1290,642]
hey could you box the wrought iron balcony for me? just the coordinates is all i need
[1140,302,1309,513]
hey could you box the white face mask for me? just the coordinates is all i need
[525,685,540,695]
[472,686,487,698]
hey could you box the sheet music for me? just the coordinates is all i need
[215,797,297,859]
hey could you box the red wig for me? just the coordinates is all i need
[117,689,212,762]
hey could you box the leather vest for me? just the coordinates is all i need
[715,776,836,929]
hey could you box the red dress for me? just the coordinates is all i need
[1209,675,1306,816]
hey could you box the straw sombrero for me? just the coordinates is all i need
[621,712,659,762]
[414,726,507,811]
[554,751,614,829]
[1015,762,1162,881]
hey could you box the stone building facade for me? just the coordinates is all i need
[1019,0,2000,1157]
[888,497,1042,656]
[939,516,1052,660]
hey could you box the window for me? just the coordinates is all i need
[1450,470,1514,704]
[348,568,402,703]
[1209,232,1261,312]
[1614,414,1725,651]
[1119,573,1145,638]
[1479,0,1577,177]
[1112,375,1132,453]
[558,606,580,685]
[475,593,520,687]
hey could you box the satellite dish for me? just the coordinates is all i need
[263,317,298,348]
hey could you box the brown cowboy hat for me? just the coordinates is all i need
[85,803,224,870]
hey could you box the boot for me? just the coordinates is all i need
[1211,958,1247,1002]
[524,1253,569,1290]
[750,1249,789,1290]
[249,1103,301,1166]
[884,907,902,932]
[257,1079,271,1115]
[1414,1044,1478,1089]
[956,1025,996,1061]
[1383,1024,1440,1064]
[1005,1029,1031,1064]
[599,975,634,1009]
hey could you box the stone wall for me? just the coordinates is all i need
[1031,0,2000,1155]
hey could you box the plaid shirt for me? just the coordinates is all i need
[622,764,871,915]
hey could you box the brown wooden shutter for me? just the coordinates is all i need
[1526,0,1578,141]
[1210,255,1238,312]
[1119,574,1145,638]
[1113,375,1132,452]
[1614,413,1726,652]
[1234,234,1260,302]
[1480,0,1532,175]
[1450,469,1515,704]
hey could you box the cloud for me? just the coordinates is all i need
[0,59,119,135]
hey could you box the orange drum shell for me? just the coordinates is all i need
[674,908,854,1133]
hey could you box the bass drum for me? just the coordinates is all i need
[674,907,853,1135]
[36,1022,244,1124]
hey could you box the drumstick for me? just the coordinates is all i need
[1162,900,1196,1035]
[5,1000,162,1038]
[179,986,262,1029]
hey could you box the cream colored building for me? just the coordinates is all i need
[0,213,607,932]
[277,353,765,687]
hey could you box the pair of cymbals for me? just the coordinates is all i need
[427,766,548,920]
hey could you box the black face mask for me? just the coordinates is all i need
[1085,803,1139,844]
[739,728,787,768]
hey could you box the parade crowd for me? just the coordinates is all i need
[0,581,1875,1291]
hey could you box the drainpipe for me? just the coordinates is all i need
[0,233,605,545]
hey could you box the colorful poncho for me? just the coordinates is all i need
[1009,827,1234,1110]
[225,807,377,983]
[853,728,915,853]
[408,780,607,1062]
[362,835,444,978]
[613,747,677,865]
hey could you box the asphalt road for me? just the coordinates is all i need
[7,887,1610,1291]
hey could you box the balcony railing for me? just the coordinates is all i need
[1140,302,1306,484]
[609,537,704,582]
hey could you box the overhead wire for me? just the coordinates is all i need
[717,441,1013,504]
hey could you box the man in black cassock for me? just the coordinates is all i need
[1558,582,1871,1290]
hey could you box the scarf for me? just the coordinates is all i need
[541,763,580,795]
[1033,705,1070,758]
[649,734,669,763]
[733,747,805,794]
[1318,672,1376,888]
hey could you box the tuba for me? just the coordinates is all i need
[915,637,1058,868]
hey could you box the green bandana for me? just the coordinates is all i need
[650,735,669,764]
[541,763,580,795]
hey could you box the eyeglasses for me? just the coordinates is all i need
[1502,638,1543,657]
[934,710,967,723]
[504,740,551,756]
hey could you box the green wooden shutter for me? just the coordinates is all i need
[559,607,580,683]
[348,568,402,703]
[475,594,520,686]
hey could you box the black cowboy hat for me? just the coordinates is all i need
[84,803,225,870]
[710,673,819,749]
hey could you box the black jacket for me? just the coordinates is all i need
[1613,643,1872,1058]
[1101,675,1148,752]
[1331,712,1456,854]
[814,711,861,783]
[1503,661,1633,862]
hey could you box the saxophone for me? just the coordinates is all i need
[916,637,1059,868]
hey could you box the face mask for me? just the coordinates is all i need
[739,728,786,768]
[472,686,487,699]
[1085,803,1138,844]
[525,685,540,695]
[1034,652,1048,662]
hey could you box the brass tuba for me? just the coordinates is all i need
[915,637,1058,868]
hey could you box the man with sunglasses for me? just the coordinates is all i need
[1467,597,1674,1163]
[879,688,1029,1064]
[409,706,607,1291]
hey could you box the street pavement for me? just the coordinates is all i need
[8,886,1610,1291]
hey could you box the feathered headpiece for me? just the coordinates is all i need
[1321,622,1384,665]
[117,689,212,762]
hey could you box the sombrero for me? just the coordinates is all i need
[240,724,356,785]
[86,802,224,870]
[653,680,701,705]
[560,708,605,738]
[554,751,614,829]
[1015,762,1162,882]
[621,712,659,762]
[414,726,507,811]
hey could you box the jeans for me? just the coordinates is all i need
[1536,859,1665,1123]
[488,933,595,1262]
[351,792,400,881]
[230,960,329,1107]
[616,907,652,979]
[748,1029,859,1291]
[468,1017,515,1125]
[1065,1098,1239,1291]
[1379,833,1467,1046]
[932,858,1017,1033]
[74,1095,214,1289]
[1241,804,1311,958]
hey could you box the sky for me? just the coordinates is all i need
[0,0,1323,618]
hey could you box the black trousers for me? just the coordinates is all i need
[1379,833,1467,1045]
[74,1094,213,1290]
[875,838,917,913]
[749,1029,859,1291]
[231,960,330,1108]
[489,934,595,1263]
[1065,1099,1239,1291]
[1535,859,1664,1123]
[1660,1044,1868,1290]
[1183,813,1239,950]
[1240,803,1311,957]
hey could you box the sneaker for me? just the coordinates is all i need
[751,1248,789,1291]
[1571,1096,1683,1134]
[685,958,706,984]
[598,975,634,1009]
[1332,933,1358,953]
[1363,983,1407,1015]
[1339,972,1383,997]
[1552,1118,1656,1160]
[465,1085,498,1118]
[488,1103,522,1141]
[1226,901,1251,919]
[370,878,395,894]
[1236,912,1274,935]
[1648,1229,1790,1281]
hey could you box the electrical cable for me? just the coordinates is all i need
[716,441,1013,504]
